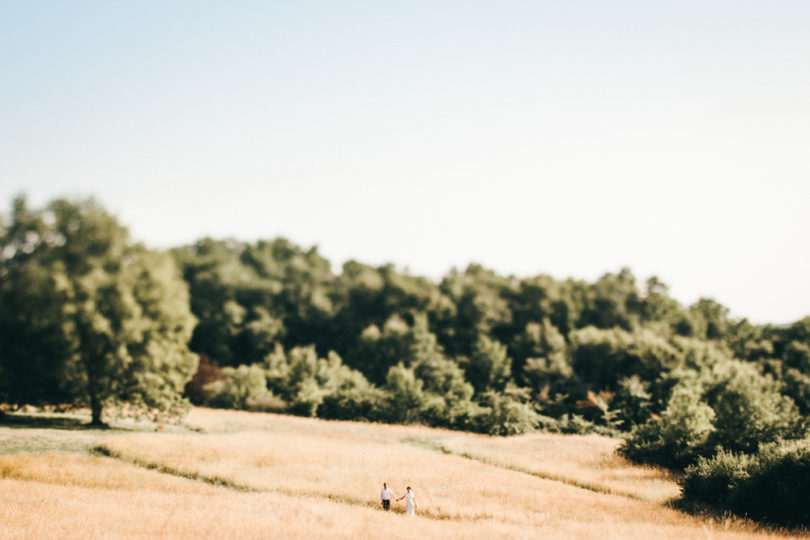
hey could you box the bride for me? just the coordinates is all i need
[397,486,417,515]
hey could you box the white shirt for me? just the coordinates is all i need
[380,488,396,501]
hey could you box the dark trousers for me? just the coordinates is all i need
[382,499,391,511]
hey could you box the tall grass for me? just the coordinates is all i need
[0,408,798,539]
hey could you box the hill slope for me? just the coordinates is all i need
[0,408,798,539]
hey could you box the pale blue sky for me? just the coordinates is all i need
[1,1,809,324]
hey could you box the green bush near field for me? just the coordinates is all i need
[681,438,810,527]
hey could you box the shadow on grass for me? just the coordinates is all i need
[665,497,810,538]
[0,413,102,431]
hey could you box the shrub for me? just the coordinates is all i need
[681,438,810,526]
[318,374,385,421]
[611,375,652,428]
[288,377,327,417]
[735,439,810,526]
[555,413,598,435]
[680,449,752,505]
[264,344,380,418]
[703,360,803,453]
[782,368,810,415]
[621,360,806,470]
[619,384,715,469]
[203,364,269,410]
[471,387,540,436]
[381,363,425,424]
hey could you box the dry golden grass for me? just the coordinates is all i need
[0,408,801,539]
[183,408,679,501]
[0,453,216,493]
[438,431,681,503]
[1,474,655,540]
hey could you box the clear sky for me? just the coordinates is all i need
[1,1,809,324]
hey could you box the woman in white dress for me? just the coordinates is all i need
[397,486,417,515]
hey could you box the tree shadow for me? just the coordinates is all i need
[0,413,104,431]
[665,497,810,537]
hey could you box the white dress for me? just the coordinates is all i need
[404,492,415,515]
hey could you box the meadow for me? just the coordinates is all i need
[0,408,801,539]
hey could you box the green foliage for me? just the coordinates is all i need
[519,319,570,390]
[465,335,512,393]
[171,226,810,463]
[345,315,412,385]
[689,298,731,340]
[473,386,540,436]
[680,449,753,509]
[263,344,379,418]
[702,360,802,453]
[383,363,425,424]
[784,340,810,370]
[577,268,641,331]
[682,439,810,526]
[203,364,269,410]
[318,370,384,421]
[569,326,681,391]
[438,264,513,357]
[0,233,73,405]
[621,358,805,472]
[620,384,715,469]
[782,368,810,414]
[509,275,573,331]
[409,315,477,427]
[611,375,653,427]
[0,196,197,424]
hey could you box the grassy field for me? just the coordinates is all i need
[0,408,802,539]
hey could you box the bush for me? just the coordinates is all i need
[611,375,652,428]
[288,377,327,417]
[264,344,381,418]
[381,363,425,424]
[555,413,598,435]
[621,360,806,470]
[680,449,753,505]
[471,387,540,436]
[203,364,269,409]
[619,385,715,469]
[703,360,802,454]
[318,374,385,421]
[681,438,810,526]
[783,368,810,415]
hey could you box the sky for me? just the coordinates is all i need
[1,1,809,324]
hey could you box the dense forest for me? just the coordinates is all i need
[1,195,809,526]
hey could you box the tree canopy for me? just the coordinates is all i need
[0,196,197,424]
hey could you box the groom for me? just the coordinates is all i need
[380,482,397,511]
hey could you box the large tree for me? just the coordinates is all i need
[0,197,72,407]
[0,196,197,425]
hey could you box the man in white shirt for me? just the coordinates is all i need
[380,482,398,511]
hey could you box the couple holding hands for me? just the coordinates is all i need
[380,482,417,515]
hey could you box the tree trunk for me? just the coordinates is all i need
[87,348,106,427]
[90,392,105,426]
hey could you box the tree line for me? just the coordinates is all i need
[1,195,809,525]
